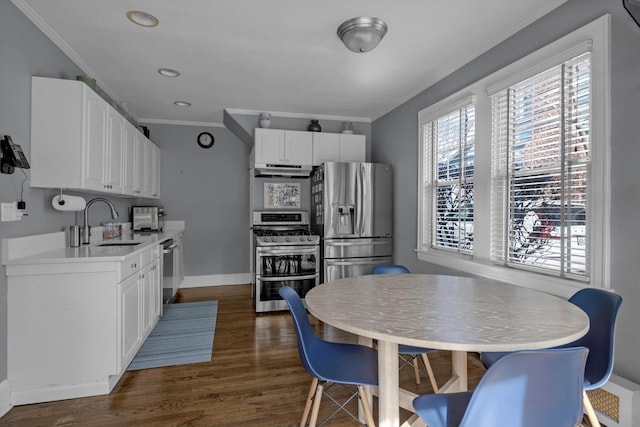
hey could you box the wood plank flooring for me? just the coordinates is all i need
[1,284,487,426]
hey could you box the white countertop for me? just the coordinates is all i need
[2,222,184,265]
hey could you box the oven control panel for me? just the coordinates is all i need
[255,235,320,245]
[253,210,310,226]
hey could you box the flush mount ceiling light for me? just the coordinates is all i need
[126,10,159,27]
[174,101,191,107]
[337,17,388,53]
[158,68,180,77]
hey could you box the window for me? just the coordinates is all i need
[422,103,475,253]
[417,16,610,293]
[491,53,591,280]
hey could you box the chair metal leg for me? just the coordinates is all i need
[300,377,319,427]
[308,382,324,427]
[420,353,439,393]
[412,358,421,384]
[357,385,376,427]
[583,390,600,427]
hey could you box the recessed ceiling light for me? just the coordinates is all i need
[158,68,180,77]
[126,10,159,27]
[174,101,191,107]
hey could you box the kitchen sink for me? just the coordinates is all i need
[96,241,142,247]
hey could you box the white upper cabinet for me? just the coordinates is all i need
[152,143,161,198]
[284,130,313,165]
[105,108,124,193]
[337,133,366,162]
[254,128,313,166]
[123,121,137,195]
[82,94,109,191]
[30,77,160,198]
[142,139,161,198]
[312,132,366,165]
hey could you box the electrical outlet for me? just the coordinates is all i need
[1,202,20,221]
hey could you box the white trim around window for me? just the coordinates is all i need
[416,15,610,297]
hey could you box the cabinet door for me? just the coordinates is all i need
[141,263,153,337]
[106,109,124,193]
[150,259,162,321]
[123,122,137,195]
[141,259,161,338]
[174,238,184,289]
[339,134,366,162]
[254,128,284,164]
[284,130,313,165]
[142,139,152,197]
[148,143,160,199]
[133,131,145,196]
[121,273,141,368]
[83,93,108,191]
[312,133,340,166]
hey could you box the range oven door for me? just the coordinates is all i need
[254,245,319,313]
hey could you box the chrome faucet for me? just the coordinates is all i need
[81,197,119,245]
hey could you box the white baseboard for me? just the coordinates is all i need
[181,273,252,288]
[0,380,12,418]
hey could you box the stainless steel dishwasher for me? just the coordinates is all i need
[162,238,178,303]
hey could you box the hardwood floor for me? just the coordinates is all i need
[1,284,486,426]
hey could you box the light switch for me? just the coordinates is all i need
[1,202,20,221]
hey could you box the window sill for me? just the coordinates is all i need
[416,249,589,299]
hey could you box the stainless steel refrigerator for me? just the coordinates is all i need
[311,162,393,282]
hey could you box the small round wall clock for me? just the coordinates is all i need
[197,131,214,148]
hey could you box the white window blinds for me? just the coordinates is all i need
[491,53,591,280]
[424,104,475,253]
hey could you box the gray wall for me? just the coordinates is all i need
[145,124,250,276]
[0,1,137,381]
[372,0,640,384]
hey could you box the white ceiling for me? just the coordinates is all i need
[13,0,566,126]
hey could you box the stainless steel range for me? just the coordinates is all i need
[252,210,320,313]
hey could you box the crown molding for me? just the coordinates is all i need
[224,108,371,123]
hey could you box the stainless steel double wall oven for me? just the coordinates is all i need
[252,210,320,312]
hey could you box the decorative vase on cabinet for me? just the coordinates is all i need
[308,119,322,132]
[259,113,271,128]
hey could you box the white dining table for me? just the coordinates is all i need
[304,274,590,427]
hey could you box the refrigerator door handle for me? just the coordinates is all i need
[356,163,363,236]
[325,258,390,266]
[326,239,391,247]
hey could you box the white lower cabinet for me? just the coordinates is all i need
[120,271,141,370]
[119,247,161,372]
[7,245,162,405]
[141,259,161,339]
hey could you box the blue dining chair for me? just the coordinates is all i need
[279,286,378,427]
[481,288,622,427]
[371,264,440,392]
[413,347,589,427]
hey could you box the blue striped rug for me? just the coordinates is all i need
[127,300,218,370]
